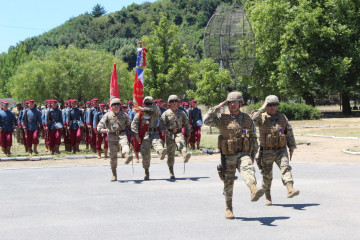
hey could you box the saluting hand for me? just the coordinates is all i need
[216,100,228,109]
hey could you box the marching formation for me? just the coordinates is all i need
[2,91,300,219]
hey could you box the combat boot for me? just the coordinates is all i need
[225,200,235,219]
[169,166,175,179]
[33,144,39,154]
[111,168,117,182]
[104,148,108,158]
[124,152,133,164]
[286,182,300,198]
[158,148,167,160]
[182,151,191,163]
[265,190,272,206]
[144,168,150,180]
[97,150,102,159]
[249,184,265,202]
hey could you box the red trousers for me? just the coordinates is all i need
[26,130,39,147]
[49,129,61,148]
[95,133,108,150]
[1,131,13,149]
[70,129,81,146]
[190,127,201,143]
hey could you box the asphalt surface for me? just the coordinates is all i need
[1,161,360,240]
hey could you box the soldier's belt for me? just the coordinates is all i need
[262,146,286,150]
[108,130,125,135]
[168,129,181,134]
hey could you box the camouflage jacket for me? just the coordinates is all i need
[131,106,161,136]
[97,110,131,141]
[251,108,296,151]
[204,107,258,157]
[160,108,191,137]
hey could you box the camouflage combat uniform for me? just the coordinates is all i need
[97,100,132,181]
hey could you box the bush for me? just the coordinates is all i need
[245,102,321,120]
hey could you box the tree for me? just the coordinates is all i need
[142,15,198,99]
[92,4,106,18]
[115,44,137,70]
[9,46,133,102]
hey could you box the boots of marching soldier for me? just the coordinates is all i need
[169,166,175,179]
[124,152,133,164]
[158,148,167,160]
[134,152,140,163]
[182,151,191,163]
[265,190,272,206]
[196,141,200,150]
[249,184,265,202]
[97,150,102,159]
[55,145,60,154]
[225,200,235,219]
[111,168,117,182]
[286,182,300,198]
[104,148,108,158]
[6,146,11,157]
[144,168,150,180]
[33,144,39,154]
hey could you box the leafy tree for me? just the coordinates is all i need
[92,4,106,18]
[115,44,137,70]
[9,46,132,102]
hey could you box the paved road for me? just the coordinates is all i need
[1,162,359,240]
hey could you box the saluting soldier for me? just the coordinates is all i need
[66,99,84,154]
[97,98,133,182]
[0,101,17,156]
[93,103,108,159]
[251,95,299,206]
[44,99,63,154]
[131,96,167,180]
[203,92,264,219]
[160,95,191,179]
[21,99,42,155]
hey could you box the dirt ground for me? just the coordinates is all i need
[0,135,358,170]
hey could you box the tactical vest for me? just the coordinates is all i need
[259,112,287,149]
[218,112,253,155]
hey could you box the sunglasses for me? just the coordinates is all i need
[169,100,178,103]
[267,104,279,107]
[112,103,121,106]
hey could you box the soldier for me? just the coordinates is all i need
[21,99,42,155]
[160,95,191,179]
[131,96,167,180]
[127,101,136,121]
[87,98,99,153]
[97,98,133,182]
[203,92,264,219]
[0,101,17,156]
[84,101,92,150]
[251,95,299,206]
[157,99,166,115]
[62,100,72,152]
[93,103,108,159]
[189,100,202,150]
[42,100,51,153]
[18,101,29,151]
[66,99,84,153]
[12,103,23,144]
[44,100,63,154]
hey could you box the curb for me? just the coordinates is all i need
[295,134,360,140]
[342,146,360,155]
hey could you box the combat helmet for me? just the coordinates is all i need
[168,95,179,102]
[227,91,244,103]
[110,98,122,106]
[143,96,154,105]
[265,95,280,105]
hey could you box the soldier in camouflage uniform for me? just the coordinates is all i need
[204,92,264,219]
[251,95,299,206]
[131,96,167,180]
[160,95,191,179]
[97,98,133,182]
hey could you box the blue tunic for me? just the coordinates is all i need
[0,109,17,131]
[45,108,63,130]
[93,111,106,129]
[66,108,84,130]
[21,108,42,130]
[189,108,202,127]
[127,109,135,121]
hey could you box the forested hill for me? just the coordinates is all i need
[21,0,230,61]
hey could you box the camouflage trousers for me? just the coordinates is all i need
[223,152,257,202]
[109,133,130,170]
[261,148,293,191]
[165,132,187,167]
[141,132,164,169]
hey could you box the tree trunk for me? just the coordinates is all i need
[301,93,315,107]
[341,93,352,115]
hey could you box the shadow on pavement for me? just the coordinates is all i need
[236,216,290,226]
[119,176,210,184]
[272,203,320,210]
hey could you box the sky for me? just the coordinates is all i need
[0,0,157,54]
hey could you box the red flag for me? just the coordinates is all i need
[110,64,120,100]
